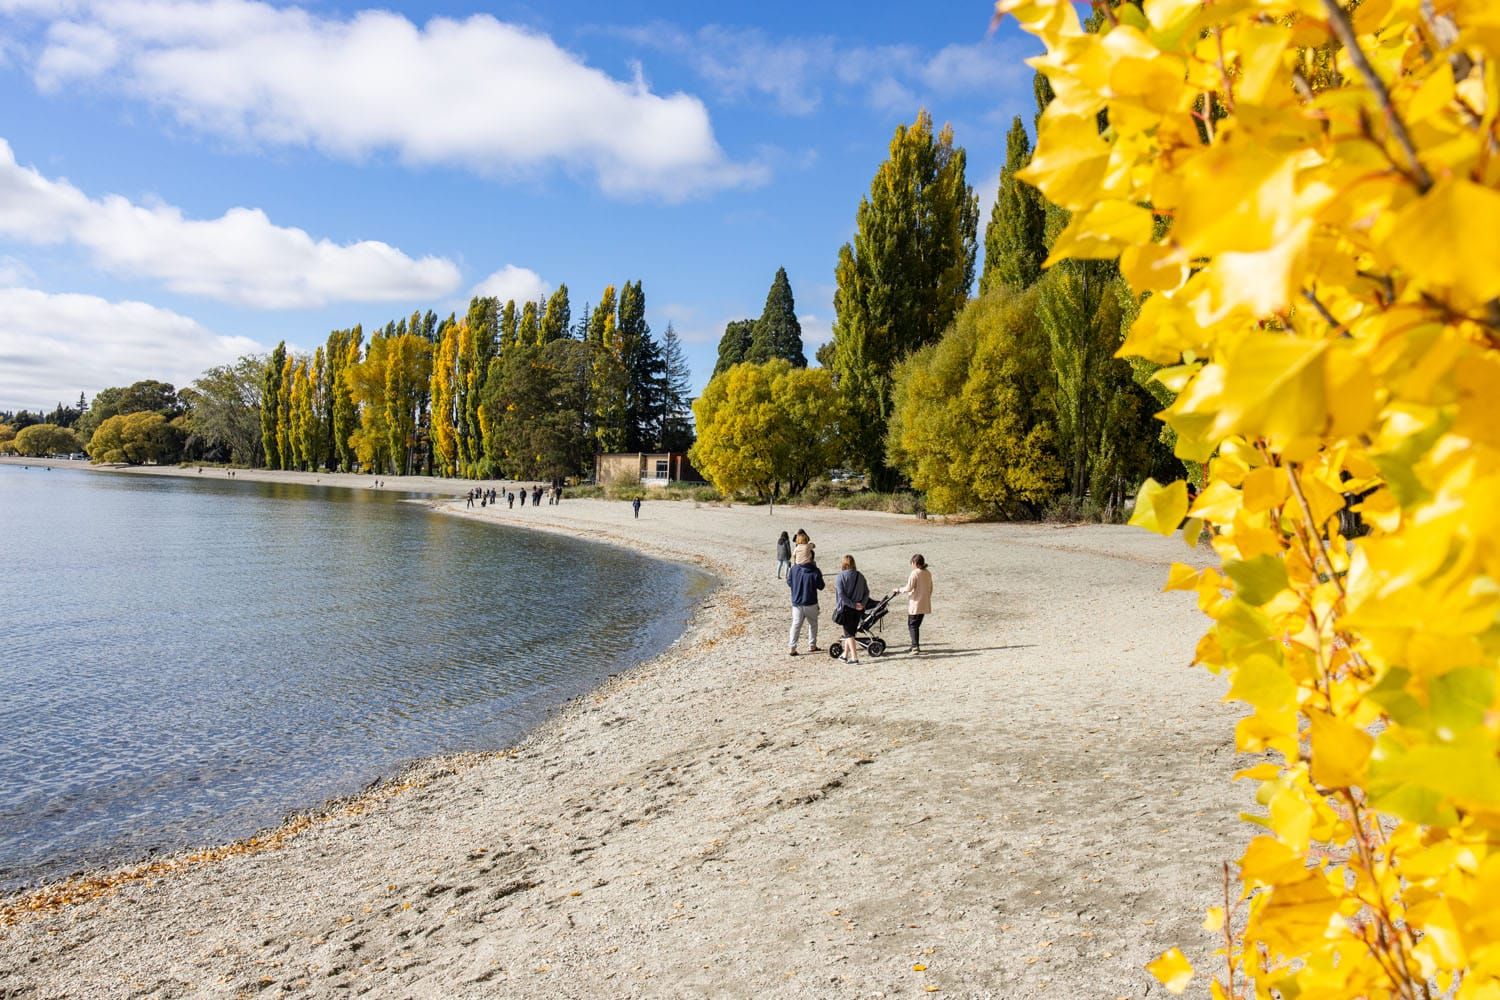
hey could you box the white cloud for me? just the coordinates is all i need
[22,0,760,199]
[469,265,548,305]
[0,137,461,308]
[0,286,261,409]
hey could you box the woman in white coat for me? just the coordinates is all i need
[892,553,933,654]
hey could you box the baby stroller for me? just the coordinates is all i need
[829,591,896,659]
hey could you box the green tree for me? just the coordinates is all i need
[518,300,540,348]
[13,423,83,457]
[540,285,571,343]
[330,328,362,471]
[260,341,287,469]
[274,350,295,470]
[188,355,266,465]
[830,110,978,488]
[747,267,806,367]
[589,288,629,453]
[980,117,1048,295]
[690,360,844,499]
[480,339,593,481]
[713,319,755,377]
[457,297,498,475]
[887,287,1063,516]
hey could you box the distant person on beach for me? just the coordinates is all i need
[533,486,542,506]
[892,554,933,655]
[466,491,473,508]
[834,554,871,664]
[632,497,642,519]
[508,491,515,509]
[786,552,824,656]
[519,489,527,507]
[776,531,792,579]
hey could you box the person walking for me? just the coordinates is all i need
[519,488,527,507]
[632,497,642,519]
[786,549,824,656]
[834,554,871,664]
[775,531,792,579]
[892,554,933,654]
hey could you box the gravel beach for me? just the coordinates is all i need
[0,460,1248,998]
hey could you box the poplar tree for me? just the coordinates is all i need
[458,297,497,475]
[518,301,540,348]
[747,267,806,367]
[830,110,978,488]
[260,340,286,469]
[331,327,362,471]
[540,285,571,343]
[383,334,432,476]
[429,318,460,476]
[713,320,755,376]
[275,351,295,470]
[499,300,518,352]
[588,287,628,454]
[980,117,1048,295]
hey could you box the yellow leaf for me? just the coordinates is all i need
[1146,947,1193,994]
[1307,710,1374,788]
[1129,478,1188,535]
[1202,906,1225,932]
[1241,466,1288,513]
[913,963,927,971]
[1389,180,1500,306]
[1187,479,1240,522]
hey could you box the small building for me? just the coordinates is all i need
[594,451,703,487]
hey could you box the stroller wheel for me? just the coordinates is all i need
[829,642,843,659]
[868,638,887,658]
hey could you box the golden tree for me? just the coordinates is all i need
[996,0,1500,993]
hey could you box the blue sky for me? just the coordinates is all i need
[0,0,1041,411]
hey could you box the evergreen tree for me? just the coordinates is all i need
[747,267,806,366]
[260,340,286,469]
[541,285,571,343]
[830,110,978,488]
[980,117,1048,295]
[713,319,755,376]
[618,281,664,450]
[659,323,695,452]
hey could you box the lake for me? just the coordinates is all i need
[0,465,711,891]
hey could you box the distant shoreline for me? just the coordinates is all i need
[0,455,508,496]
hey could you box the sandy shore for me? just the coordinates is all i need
[0,460,1246,998]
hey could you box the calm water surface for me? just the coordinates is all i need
[0,465,710,890]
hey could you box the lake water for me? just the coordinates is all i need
[0,465,711,891]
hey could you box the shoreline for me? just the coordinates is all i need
[1,467,1247,997]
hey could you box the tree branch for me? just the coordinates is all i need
[1321,0,1434,193]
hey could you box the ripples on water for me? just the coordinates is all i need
[0,466,711,890]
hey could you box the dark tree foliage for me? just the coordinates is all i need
[713,319,755,377]
[746,267,806,367]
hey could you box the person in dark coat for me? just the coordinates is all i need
[632,498,642,519]
[833,554,871,664]
[775,531,792,579]
[786,557,825,656]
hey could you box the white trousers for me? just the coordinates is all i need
[789,604,819,649]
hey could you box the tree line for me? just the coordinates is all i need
[693,88,1180,517]
[2,281,701,482]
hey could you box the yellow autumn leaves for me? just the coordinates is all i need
[999,0,1500,993]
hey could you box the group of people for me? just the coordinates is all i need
[465,484,563,509]
[778,529,933,664]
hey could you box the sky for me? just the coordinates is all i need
[0,0,1042,412]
